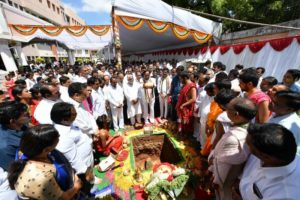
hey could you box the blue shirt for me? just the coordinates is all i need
[170,75,181,101]
[0,126,23,171]
[290,83,300,93]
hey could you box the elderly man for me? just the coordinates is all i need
[34,84,61,124]
[73,66,89,83]
[139,70,156,124]
[123,74,142,126]
[211,97,256,200]
[68,82,98,137]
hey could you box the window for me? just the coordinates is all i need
[52,4,55,12]
[19,6,24,11]
[14,3,18,8]
[57,7,59,14]
[47,0,50,8]
[39,0,42,3]
[85,50,88,54]
[8,0,12,6]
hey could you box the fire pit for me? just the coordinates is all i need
[131,133,183,170]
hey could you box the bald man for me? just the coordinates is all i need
[210,97,257,200]
[123,74,142,126]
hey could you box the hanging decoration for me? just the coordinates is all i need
[147,20,170,33]
[116,16,144,30]
[11,25,38,36]
[191,31,210,44]
[88,26,111,36]
[9,25,111,37]
[130,35,300,58]
[172,25,190,40]
[65,26,88,36]
[115,15,212,44]
[40,26,64,36]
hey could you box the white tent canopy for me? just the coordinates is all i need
[2,3,112,50]
[114,0,222,55]
[2,0,221,54]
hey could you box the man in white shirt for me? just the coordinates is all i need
[107,76,124,133]
[34,84,61,124]
[139,70,156,124]
[268,90,300,153]
[87,77,107,122]
[59,76,72,102]
[51,102,93,178]
[123,74,142,126]
[25,72,36,90]
[157,68,171,119]
[135,71,144,88]
[240,123,300,200]
[209,62,226,83]
[67,82,98,136]
[211,97,256,200]
[73,66,89,83]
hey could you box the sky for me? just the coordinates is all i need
[61,0,112,25]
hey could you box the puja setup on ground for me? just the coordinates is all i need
[7,0,221,199]
[87,1,221,199]
[92,122,211,200]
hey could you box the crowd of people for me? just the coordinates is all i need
[0,59,300,199]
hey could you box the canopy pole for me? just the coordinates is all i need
[111,6,122,69]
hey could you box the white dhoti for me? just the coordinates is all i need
[110,106,124,132]
[127,100,142,125]
[142,99,155,123]
[159,96,168,119]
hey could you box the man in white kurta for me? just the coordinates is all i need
[157,69,171,119]
[59,76,72,102]
[139,71,156,124]
[51,102,93,175]
[107,77,124,132]
[67,82,98,137]
[123,75,142,125]
[87,77,107,121]
[34,85,61,124]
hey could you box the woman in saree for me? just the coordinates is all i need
[176,71,197,136]
[8,125,82,200]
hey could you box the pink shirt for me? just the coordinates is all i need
[248,90,270,105]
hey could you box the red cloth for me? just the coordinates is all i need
[5,79,14,100]
[270,37,293,51]
[176,82,196,133]
[87,96,93,113]
[210,46,218,54]
[200,47,208,54]
[95,135,124,155]
[82,99,92,114]
[233,44,246,54]
[220,46,230,55]
[30,99,40,126]
[194,187,211,200]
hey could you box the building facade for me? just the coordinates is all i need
[0,0,93,71]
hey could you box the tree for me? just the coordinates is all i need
[163,0,300,32]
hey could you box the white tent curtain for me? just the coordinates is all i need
[123,38,300,81]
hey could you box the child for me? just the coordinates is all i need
[94,115,124,156]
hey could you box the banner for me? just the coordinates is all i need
[9,25,111,37]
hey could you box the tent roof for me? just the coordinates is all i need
[1,3,111,50]
[114,0,222,55]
